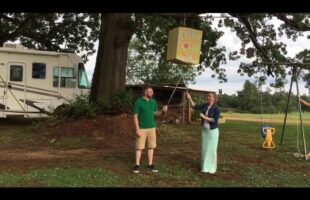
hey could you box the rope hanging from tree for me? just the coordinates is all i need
[294,70,308,160]
[257,35,277,141]
[258,65,277,149]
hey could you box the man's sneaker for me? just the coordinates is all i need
[133,165,140,173]
[147,164,158,173]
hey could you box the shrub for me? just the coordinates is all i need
[53,90,134,118]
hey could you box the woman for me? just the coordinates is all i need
[186,92,220,174]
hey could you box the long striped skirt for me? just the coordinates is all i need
[201,127,219,173]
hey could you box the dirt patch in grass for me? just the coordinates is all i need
[0,114,137,174]
[34,114,136,149]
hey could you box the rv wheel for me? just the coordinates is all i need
[53,104,72,117]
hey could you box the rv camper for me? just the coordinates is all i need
[0,43,90,118]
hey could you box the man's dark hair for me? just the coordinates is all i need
[142,84,152,92]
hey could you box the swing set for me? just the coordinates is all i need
[261,63,310,160]
[243,28,309,158]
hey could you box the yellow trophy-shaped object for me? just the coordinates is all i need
[262,127,276,149]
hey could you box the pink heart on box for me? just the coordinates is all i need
[183,43,189,49]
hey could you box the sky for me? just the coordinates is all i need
[84,14,310,96]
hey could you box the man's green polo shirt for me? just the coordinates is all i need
[133,97,158,129]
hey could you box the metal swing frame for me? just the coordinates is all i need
[266,64,309,161]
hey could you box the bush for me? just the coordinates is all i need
[68,94,96,118]
[95,89,134,115]
[53,94,95,119]
[53,90,134,119]
[53,104,72,118]
[111,90,134,114]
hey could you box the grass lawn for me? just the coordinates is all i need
[223,111,310,124]
[0,118,309,187]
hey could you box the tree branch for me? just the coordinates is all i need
[159,13,202,20]
[0,13,19,23]
[21,32,61,51]
[230,13,276,77]
[0,14,36,43]
[230,14,267,59]
[274,13,310,31]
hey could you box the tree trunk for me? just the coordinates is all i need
[90,13,134,103]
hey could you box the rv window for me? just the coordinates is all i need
[53,67,76,88]
[78,63,90,88]
[10,65,23,82]
[53,67,59,87]
[32,63,46,79]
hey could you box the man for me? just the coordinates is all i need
[133,85,168,173]
[299,98,310,158]
[300,98,310,107]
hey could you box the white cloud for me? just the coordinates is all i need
[84,41,99,81]
[217,30,242,52]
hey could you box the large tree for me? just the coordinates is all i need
[89,13,135,103]
[90,13,227,103]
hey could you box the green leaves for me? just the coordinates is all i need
[127,14,227,84]
[0,13,100,63]
[223,13,310,88]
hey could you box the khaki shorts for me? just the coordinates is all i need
[135,128,156,150]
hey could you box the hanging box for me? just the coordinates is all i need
[167,27,203,65]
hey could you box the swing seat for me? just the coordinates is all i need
[262,140,276,149]
[260,124,270,138]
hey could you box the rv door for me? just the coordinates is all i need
[5,62,26,115]
[0,63,6,117]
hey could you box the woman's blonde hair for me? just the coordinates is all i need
[208,92,218,103]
